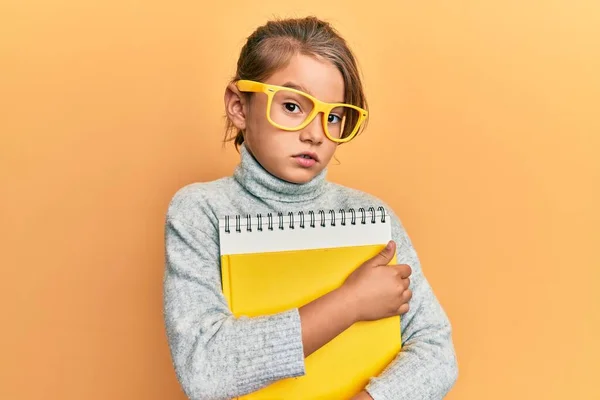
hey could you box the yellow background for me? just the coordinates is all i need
[1,1,598,399]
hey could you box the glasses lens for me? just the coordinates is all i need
[326,106,362,141]
[269,89,315,129]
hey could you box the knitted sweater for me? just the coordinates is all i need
[163,144,458,400]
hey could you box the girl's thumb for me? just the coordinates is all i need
[370,240,395,266]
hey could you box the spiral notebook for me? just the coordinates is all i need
[218,207,401,399]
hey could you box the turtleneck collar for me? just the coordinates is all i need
[233,143,328,203]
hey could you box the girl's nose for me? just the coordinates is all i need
[298,114,325,144]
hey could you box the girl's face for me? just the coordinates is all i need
[226,54,344,184]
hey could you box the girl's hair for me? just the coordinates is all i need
[224,16,368,148]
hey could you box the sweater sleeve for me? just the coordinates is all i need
[163,216,305,400]
[365,210,458,400]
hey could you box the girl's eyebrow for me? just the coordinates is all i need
[281,81,345,103]
[281,81,313,95]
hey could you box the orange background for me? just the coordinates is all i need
[1,1,599,399]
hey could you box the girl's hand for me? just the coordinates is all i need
[350,389,374,400]
[341,240,412,323]
[298,241,411,357]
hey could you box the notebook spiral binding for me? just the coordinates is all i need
[224,206,387,234]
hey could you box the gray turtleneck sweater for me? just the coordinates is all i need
[163,144,458,400]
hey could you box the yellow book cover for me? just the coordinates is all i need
[219,207,401,400]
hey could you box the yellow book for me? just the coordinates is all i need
[219,207,401,400]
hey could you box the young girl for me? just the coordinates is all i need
[164,17,457,400]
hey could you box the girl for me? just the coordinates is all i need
[164,16,457,400]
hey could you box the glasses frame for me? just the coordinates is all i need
[236,80,368,143]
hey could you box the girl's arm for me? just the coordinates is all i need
[298,286,358,357]
[166,216,307,400]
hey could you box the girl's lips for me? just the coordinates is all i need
[293,155,317,168]
[293,151,320,162]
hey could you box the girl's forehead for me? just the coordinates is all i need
[265,54,345,104]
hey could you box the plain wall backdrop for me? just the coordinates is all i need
[1,1,599,399]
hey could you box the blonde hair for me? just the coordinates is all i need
[224,16,368,148]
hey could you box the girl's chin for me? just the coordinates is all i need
[279,169,319,184]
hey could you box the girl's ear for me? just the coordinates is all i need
[224,83,247,131]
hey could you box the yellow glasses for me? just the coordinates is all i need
[236,80,368,143]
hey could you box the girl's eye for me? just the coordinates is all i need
[328,114,342,124]
[284,103,301,113]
